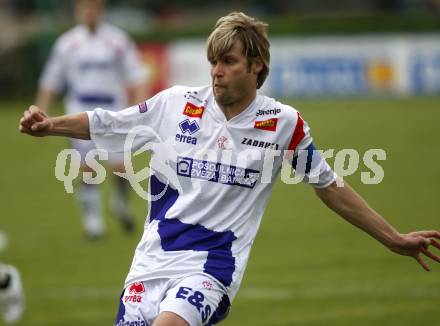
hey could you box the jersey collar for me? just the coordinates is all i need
[210,93,260,125]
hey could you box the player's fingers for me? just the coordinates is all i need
[30,111,43,122]
[430,239,440,250]
[19,117,31,129]
[414,230,440,239]
[23,110,38,126]
[421,247,440,263]
[19,123,31,134]
[415,255,430,272]
[29,109,46,122]
[21,114,34,130]
[23,109,32,121]
[31,120,49,131]
[28,105,41,113]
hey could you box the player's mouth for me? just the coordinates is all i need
[214,84,225,88]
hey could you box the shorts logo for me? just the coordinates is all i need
[254,118,278,132]
[179,119,200,135]
[138,102,148,113]
[176,286,212,323]
[183,102,205,118]
[202,281,213,290]
[124,282,145,304]
[129,282,145,294]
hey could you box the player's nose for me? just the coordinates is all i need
[211,62,225,78]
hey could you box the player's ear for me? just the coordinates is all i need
[251,58,263,75]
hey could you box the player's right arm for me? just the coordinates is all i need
[19,105,90,140]
[35,88,57,113]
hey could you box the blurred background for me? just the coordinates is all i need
[1,0,440,98]
[1,1,440,325]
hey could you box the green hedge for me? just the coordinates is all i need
[131,12,440,41]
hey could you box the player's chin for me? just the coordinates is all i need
[214,92,233,106]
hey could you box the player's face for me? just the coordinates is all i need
[75,0,104,30]
[210,40,261,109]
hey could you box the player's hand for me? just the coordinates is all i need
[390,230,440,271]
[19,105,52,137]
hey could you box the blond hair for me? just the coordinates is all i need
[207,12,270,89]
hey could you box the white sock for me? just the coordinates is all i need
[77,183,104,236]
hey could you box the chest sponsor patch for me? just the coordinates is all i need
[183,102,205,118]
[177,157,260,189]
[254,118,278,132]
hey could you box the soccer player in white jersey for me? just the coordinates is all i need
[20,11,440,326]
[36,0,149,239]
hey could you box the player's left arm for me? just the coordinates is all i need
[314,180,440,271]
[120,35,149,105]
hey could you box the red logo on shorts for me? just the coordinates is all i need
[125,282,145,303]
[202,281,213,290]
[129,282,145,294]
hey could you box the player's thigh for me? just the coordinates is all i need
[152,311,189,326]
[107,152,126,173]
[115,280,164,326]
[159,274,229,326]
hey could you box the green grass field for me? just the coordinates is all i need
[1,97,440,325]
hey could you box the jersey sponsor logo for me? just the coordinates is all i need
[177,156,260,189]
[254,118,278,132]
[183,102,205,118]
[175,134,197,145]
[78,60,113,71]
[138,102,148,113]
[256,108,281,116]
[241,137,279,150]
[184,91,205,105]
[179,119,200,135]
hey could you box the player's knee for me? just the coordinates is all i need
[152,311,189,326]
[110,163,126,174]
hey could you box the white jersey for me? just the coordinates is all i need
[87,85,336,301]
[39,23,147,114]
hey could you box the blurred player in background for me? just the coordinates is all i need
[0,233,24,324]
[36,0,149,239]
[21,12,440,326]
[0,264,24,324]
